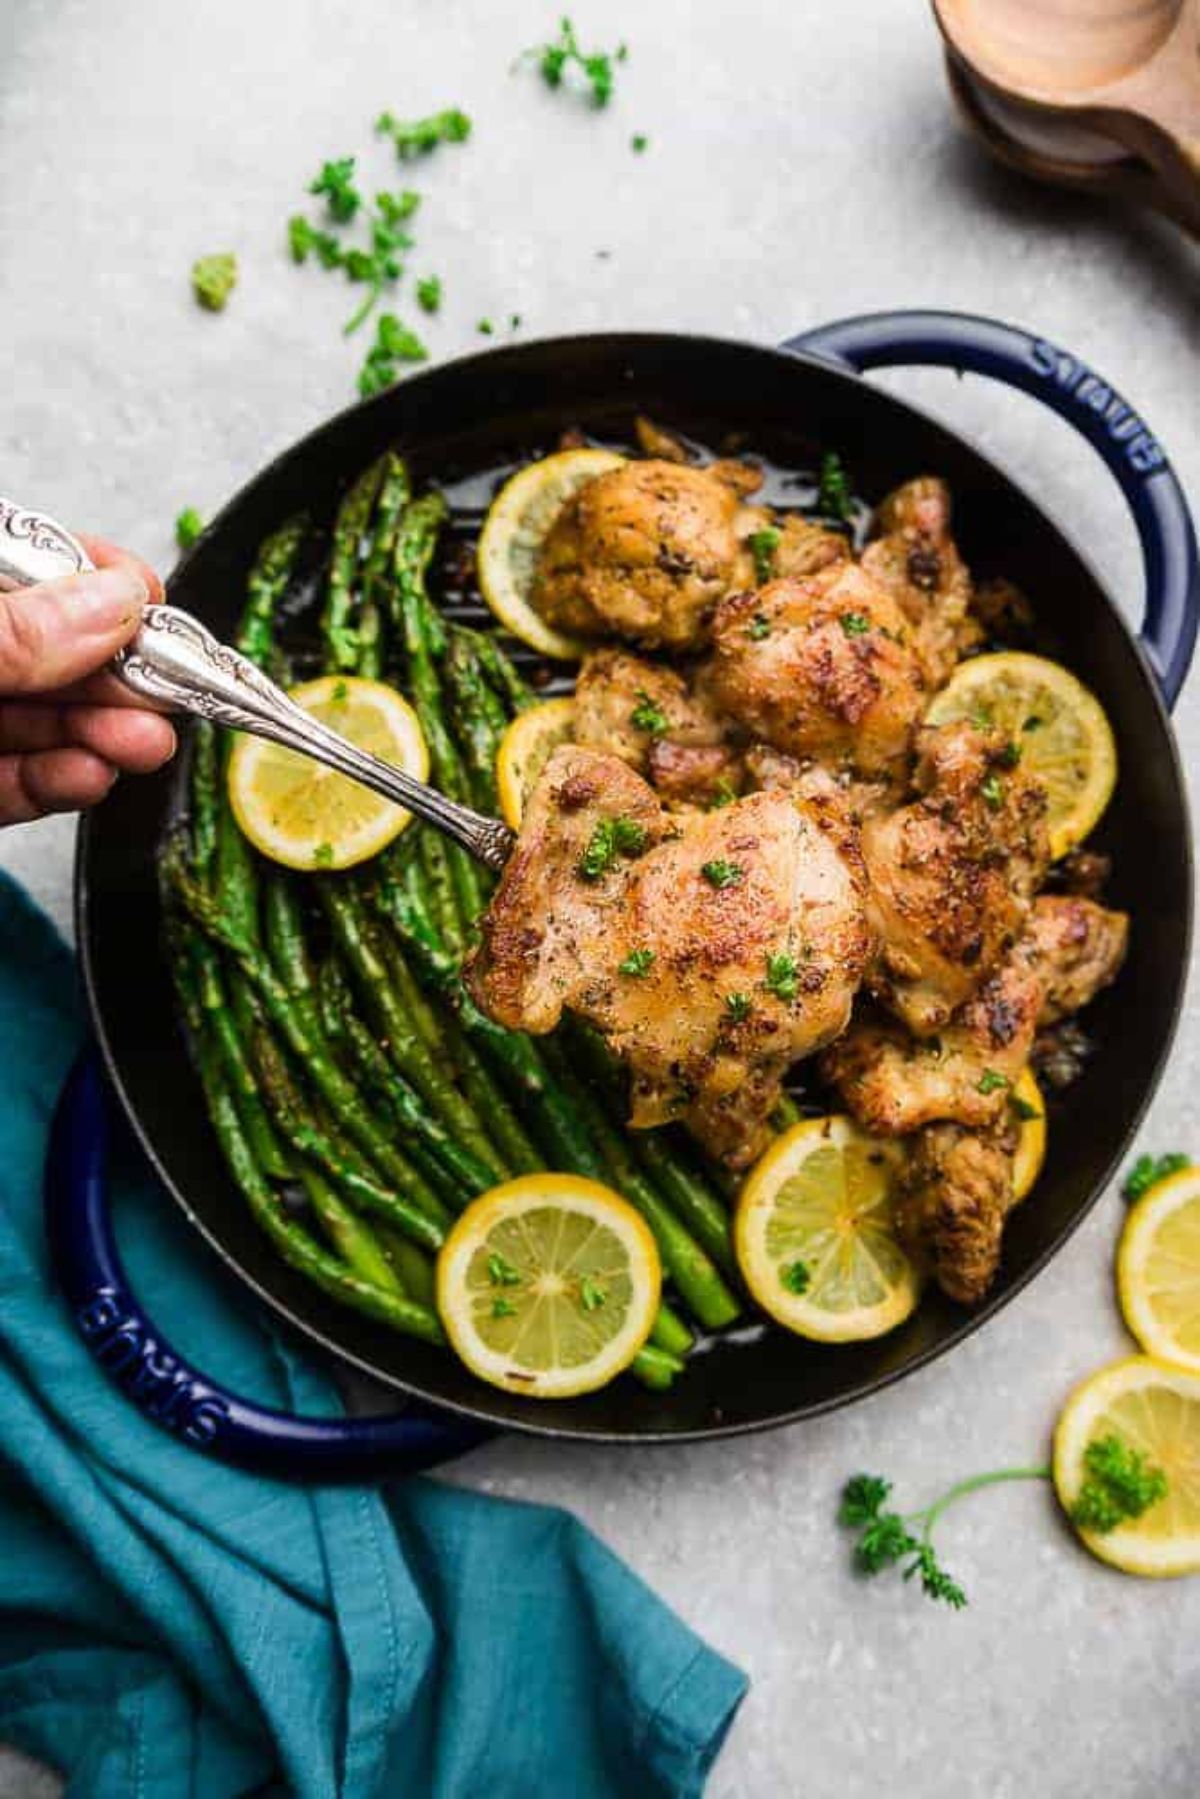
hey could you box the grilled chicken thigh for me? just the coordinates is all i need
[572,647,742,807]
[468,746,869,1166]
[707,562,927,779]
[861,477,981,687]
[862,721,1050,1035]
[532,459,762,651]
[893,1116,1021,1305]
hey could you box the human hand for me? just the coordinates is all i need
[0,535,176,825]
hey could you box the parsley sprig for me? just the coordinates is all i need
[630,689,670,736]
[1123,1151,1189,1204]
[358,313,429,398]
[376,108,472,159]
[577,815,647,880]
[528,17,628,106]
[1070,1436,1168,1533]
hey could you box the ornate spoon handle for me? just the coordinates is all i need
[0,497,516,873]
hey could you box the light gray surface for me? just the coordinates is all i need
[2,2,1198,1794]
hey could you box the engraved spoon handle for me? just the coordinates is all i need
[0,497,516,872]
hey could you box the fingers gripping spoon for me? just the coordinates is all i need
[0,498,516,871]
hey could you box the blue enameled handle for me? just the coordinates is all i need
[782,310,1199,710]
[45,1052,489,1480]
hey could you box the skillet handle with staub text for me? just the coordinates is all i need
[46,1054,489,1479]
[783,310,1199,710]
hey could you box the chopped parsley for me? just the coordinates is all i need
[708,778,738,810]
[747,525,781,585]
[817,449,854,523]
[413,275,442,312]
[725,992,752,1022]
[491,1296,518,1319]
[1123,1151,1190,1204]
[631,133,648,153]
[765,953,799,1003]
[630,688,670,736]
[996,740,1022,768]
[357,312,429,398]
[288,216,344,268]
[1009,1092,1041,1122]
[980,771,1005,811]
[619,947,655,978]
[174,507,204,551]
[291,163,421,336]
[312,842,335,869]
[309,157,362,222]
[1069,1435,1168,1533]
[1022,714,1044,732]
[579,1276,607,1312]
[701,859,744,889]
[477,318,495,335]
[527,17,628,106]
[839,611,871,637]
[191,252,237,312]
[331,680,349,701]
[976,1068,1010,1095]
[577,815,648,880]
[746,612,771,642]
[782,1260,811,1295]
[375,108,472,158]
[487,1252,522,1287]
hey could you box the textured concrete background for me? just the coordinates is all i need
[2,1,1199,1794]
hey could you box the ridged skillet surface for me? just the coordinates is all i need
[76,334,1192,1442]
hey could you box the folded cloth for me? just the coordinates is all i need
[0,869,746,1798]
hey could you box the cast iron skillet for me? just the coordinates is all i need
[49,311,1198,1478]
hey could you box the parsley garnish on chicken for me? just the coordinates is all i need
[577,815,648,881]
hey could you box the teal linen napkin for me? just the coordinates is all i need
[0,868,746,1798]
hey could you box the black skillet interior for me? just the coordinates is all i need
[77,334,1191,1442]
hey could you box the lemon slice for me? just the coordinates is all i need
[1118,1164,1200,1372]
[436,1175,661,1398]
[227,675,427,872]
[1011,1067,1047,1204]
[735,1116,920,1342]
[925,651,1117,858]
[1053,1356,1200,1576]
[476,448,625,659]
[495,696,575,828]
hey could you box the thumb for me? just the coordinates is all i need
[0,562,150,696]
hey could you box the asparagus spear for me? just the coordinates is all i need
[357,453,411,681]
[296,1163,404,1292]
[443,629,505,812]
[236,515,306,674]
[469,627,536,714]
[322,459,385,672]
[189,722,220,885]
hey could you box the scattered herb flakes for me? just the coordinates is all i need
[701,859,744,890]
[491,1296,518,1319]
[631,133,648,153]
[1009,1092,1041,1122]
[996,740,1022,768]
[1022,714,1044,732]
[976,1068,1010,1095]
[725,991,752,1022]
[174,507,205,551]
[312,842,335,868]
[782,1260,811,1295]
[487,1251,522,1287]
[289,216,343,268]
[765,953,798,1003]
[817,449,854,524]
[748,525,781,585]
[708,778,737,810]
[376,108,472,158]
[358,312,429,398]
[331,679,349,701]
[579,1276,607,1312]
[1123,1151,1190,1204]
[980,772,1005,811]
[191,252,237,312]
[577,815,648,880]
[509,313,523,330]
[839,611,870,638]
[619,947,655,978]
[529,17,628,106]
[416,275,443,314]
[746,613,771,642]
[630,688,670,736]
[477,318,495,335]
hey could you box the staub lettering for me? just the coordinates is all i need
[76,1288,229,1445]
[1029,339,1165,475]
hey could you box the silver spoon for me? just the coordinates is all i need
[0,497,516,872]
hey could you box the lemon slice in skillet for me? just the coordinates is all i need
[1010,1066,1047,1204]
[735,1116,920,1342]
[495,696,575,828]
[1053,1356,1200,1576]
[924,651,1117,859]
[437,1175,661,1398]
[227,675,427,871]
[476,448,625,659]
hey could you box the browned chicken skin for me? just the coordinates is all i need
[769,515,851,581]
[893,1116,1020,1305]
[1025,894,1129,1024]
[707,562,927,779]
[861,477,982,687]
[572,647,741,806]
[862,722,1050,1036]
[533,459,761,651]
[467,746,870,1167]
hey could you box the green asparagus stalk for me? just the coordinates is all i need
[191,938,291,1181]
[443,629,506,812]
[296,1164,404,1292]
[236,515,306,673]
[469,627,536,714]
[380,1229,436,1305]
[322,459,385,671]
[189,722,220,885]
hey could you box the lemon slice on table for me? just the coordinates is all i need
[1118,1163,1200,1372]
[735,1116,920,1342]
[924,651,1117,859]
[436,1175,661,1398]
[476,448,625,659]
[1053,1356,1200,1576]
[227,675,427,872]
[495,696,575,828]
[1010,1066,1047,1204]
